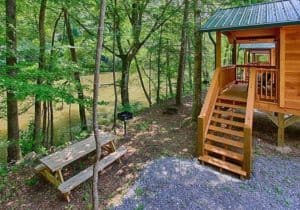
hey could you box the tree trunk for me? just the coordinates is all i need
[112,0,118,132]
[149,52,152,103]
[188,37,193,92]
[34,0,47,146]
[134,57,152,106]
[176,0,189,106]
[92,0,106,209]
[6,0,21,163]
[192,0,203,121]
[156,27,163,104]
[42,102,47,146]
[63,8,87,131]
[166,42,173,96]
[120,57,130,105]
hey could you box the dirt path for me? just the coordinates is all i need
[0,97,299,209]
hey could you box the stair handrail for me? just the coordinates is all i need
[198,68,221,157]
[243,68,256,178]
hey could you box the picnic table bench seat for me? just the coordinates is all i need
[35,132,126,202]
[58,146,126,194]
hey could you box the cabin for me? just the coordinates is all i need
[198,0,300,178]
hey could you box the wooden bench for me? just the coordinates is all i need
[58,146,126,195]
[35,132,126,202]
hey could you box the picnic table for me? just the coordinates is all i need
[35,132,126,202]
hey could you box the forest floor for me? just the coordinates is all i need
[0,96,300,210]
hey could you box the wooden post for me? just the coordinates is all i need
[198,117,205,157]
[279,27,286,108]
[216,31,222,68]
[277,113,285,147]
[244,50,247,65]
[232,40,237,65]
[243,127,252,178]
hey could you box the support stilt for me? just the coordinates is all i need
[277,113,285,147]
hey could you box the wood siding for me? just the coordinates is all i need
[284,26,300,110]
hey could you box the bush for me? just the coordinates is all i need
[19,122,35,155]
[118,102,144,115]
[19,121,46,155]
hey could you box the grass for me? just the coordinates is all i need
[135,187,144,197]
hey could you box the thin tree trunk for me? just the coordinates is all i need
[92,0,106,209]
[166,42,173,96]
[149,52,152,103]
[42,102,47,146]
[34,0,47,147]
[120,57,130,105]
[192,0,203,122]
[112,0,118,132]
[63,8,87,131]
[188,37,193,92]
[50,101,54,146]
[176,0,189,106]
[134,57,152,106]
[6,0,21,162]
[156,27,163,104]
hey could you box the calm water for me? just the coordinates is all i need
[0,72,151,163]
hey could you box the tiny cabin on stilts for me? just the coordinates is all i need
[198,0,300,178]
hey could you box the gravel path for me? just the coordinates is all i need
[114,156,300,210]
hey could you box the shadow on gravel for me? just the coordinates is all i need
[114,157,300,210]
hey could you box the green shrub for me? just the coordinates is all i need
[19,121,46,155]
[25,176,39,186]
[118,102,144,115]
[19,122,35,155]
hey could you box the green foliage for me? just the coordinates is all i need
[135,187,144,197]
[19,122,36,155]
[25,176,39,187]
[118,102,144,115]
[136,121,150,132]
[19,121,46,155]
[0,165,8,177]
[135,204,145,210]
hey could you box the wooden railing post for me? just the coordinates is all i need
[243,126,252,179]
[197,116,205,157]
[243,68,256,178]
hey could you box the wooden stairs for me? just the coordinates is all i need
[199,94,248,177]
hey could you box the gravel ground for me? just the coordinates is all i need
[114,156,300,210]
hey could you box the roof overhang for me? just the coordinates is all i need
[200,0,300,32]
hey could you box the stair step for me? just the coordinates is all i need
[209,125,244,138]
[206,134,244,148]
[218,95,247,103]
[211,117,245,128]
[215,102,246,110]
[199,155,247,177]
[204,144,243,161]
[213,110,245,119]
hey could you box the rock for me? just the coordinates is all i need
[276,146,292,154]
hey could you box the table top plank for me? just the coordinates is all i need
[40,132,116,172]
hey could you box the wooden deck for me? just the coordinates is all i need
[221,83,248,100]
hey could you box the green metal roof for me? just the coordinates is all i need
[201,0,300,32]
[239,43,275,49]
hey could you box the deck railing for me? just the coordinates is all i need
[236,65,250,83]
[220,65,236,89]
[255,68,278,103]
[198,67,221,157]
